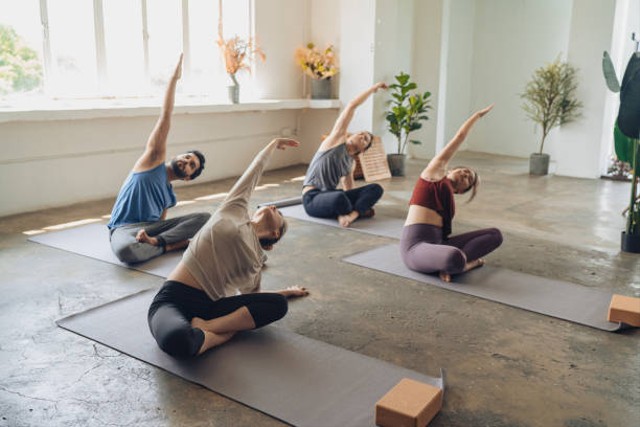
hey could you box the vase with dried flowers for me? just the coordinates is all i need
[295,43,338,99]
[217,2,265,103]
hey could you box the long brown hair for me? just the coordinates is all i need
[452,166,480,202]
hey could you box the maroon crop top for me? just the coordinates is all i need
[409,177,456,237]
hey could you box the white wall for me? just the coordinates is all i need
[410,0,444,159]
[0,108,326,217]
[466,0,573,159]
[253,0,307,99]
[338,0,376,133]
[556,0,616,178]
[374,0,416,154]
[440,0,476,152]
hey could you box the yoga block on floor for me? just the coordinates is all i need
[375,378,443,427]
[608,294,640,327]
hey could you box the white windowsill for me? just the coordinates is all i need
[0,98,341,123]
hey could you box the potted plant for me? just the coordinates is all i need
[385,71,432,176]
[602,48,640,253]
[520,57,582,175]
[217,2,264,104]
[295,43,338,99]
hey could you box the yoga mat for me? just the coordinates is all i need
[57,289,444,427]
[257,196,303,209]
[28,223,180,278]
[343,244,623,332]
[279,204,404,240]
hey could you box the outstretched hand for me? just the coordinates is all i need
[277,286,310,298]
[373,82,388,92]
[273,138,300,150]
[477,104,494,118]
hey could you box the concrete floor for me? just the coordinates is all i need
[0,152,638,427]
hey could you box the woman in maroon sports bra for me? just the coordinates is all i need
[400,105,502,282]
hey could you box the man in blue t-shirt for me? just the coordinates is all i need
[107,54,209,264]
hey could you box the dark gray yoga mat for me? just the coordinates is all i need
[257,196,303,209]
[57,288,444,427]
[343,244,623,332]
[279,204,404,239]
[28,223,180,278]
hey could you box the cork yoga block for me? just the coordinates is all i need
[375,378,443,427]
[608,294,640,327]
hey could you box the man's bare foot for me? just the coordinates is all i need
[439,271,452,282]
[136,229,159,246]
[463,258,485,273]
[338,211,359,227]
[277,286,310,298]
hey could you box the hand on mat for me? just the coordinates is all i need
[277,286,309,298]
[274,138,300,150]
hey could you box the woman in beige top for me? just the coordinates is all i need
[148,138,309,358]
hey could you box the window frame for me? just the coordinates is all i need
[26,0,252,100]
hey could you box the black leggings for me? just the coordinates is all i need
[148,280,288,358]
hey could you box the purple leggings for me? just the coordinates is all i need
[400,223,503,275]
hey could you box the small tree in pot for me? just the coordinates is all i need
[521,57,582,175]
[385,72,432,176]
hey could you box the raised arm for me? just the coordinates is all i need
[319,82,388,151]
[422,104,493,179]
[221,138,300,214]
[133,54,184,172]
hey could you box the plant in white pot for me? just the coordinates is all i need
[385,72,432,176]
[520,57,582,175]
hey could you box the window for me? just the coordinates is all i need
[0,0,252,105]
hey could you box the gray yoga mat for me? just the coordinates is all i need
[28,223,180,278]
[343,244,623,332]
[257,196,303,209]
[57,288,444,427]
[279,204,404,239]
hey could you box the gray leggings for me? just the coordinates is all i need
[400,223,503,275]
[109,212,210,264]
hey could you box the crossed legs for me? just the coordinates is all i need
[148,281,288,357]
[302,184,384,227]
[400,223,503,282]
[110,212,210,264]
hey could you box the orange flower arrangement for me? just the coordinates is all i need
[217,36,266,80]
[216,0,265,84]
[295,43,338,80]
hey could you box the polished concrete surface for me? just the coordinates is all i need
[0,152,638,427]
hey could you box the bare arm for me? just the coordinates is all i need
[133,54,183,172]
[319,82,388,151]
[340,163,356,191]
[422,104,493,179]
[221,138,300,214]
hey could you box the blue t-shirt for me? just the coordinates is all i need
[107,163,177,229]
